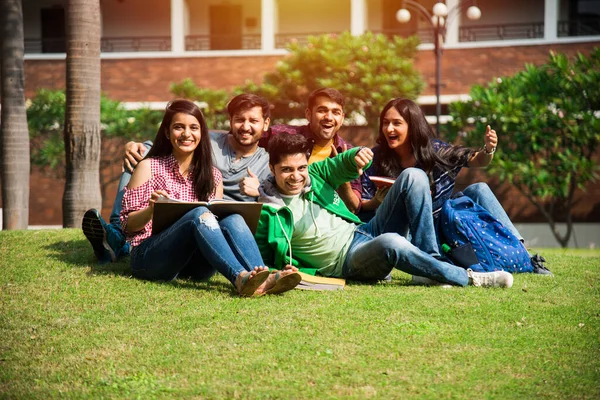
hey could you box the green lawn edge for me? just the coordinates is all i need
[1,229,599,399]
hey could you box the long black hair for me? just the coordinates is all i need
[374,98,474,191]
[145,99,215,201]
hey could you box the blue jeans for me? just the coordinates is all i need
[110,140,153,227]
[130,207,264,285]
[462,182,522,241]
[343,168,469,286]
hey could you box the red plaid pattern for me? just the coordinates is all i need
[120,154,222,247]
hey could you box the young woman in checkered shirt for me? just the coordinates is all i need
[120,99,273,296]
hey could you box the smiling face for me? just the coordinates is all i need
[381,106,410,152]
[305,96,344,144]
[230,106,270,148]
[168,112,202,157]
[269,153,309,196]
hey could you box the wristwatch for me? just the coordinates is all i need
[481,145,496,155]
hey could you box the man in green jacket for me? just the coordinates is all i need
[255,132,514,288]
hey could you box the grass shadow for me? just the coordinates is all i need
[40,238,90,264]
[43,238,240,296]
[346,272,414,287]
[42,236,414,294]
[148,276,235,296]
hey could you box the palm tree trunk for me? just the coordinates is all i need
[62,0,102,227]
[0,0,30,230]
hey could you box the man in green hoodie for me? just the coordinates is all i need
[255,132,514,288]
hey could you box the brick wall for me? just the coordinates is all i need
[413,42,600,95]
[24,55,283,101]
[22,42,599,101]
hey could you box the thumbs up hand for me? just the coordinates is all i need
[239,167,261,198]
[246,167,257,179]
[355,147,373,176]
[484,125,498,153]
[330,143,348,157]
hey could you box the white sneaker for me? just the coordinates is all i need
[411,275,453,289]
[467,269,513,288]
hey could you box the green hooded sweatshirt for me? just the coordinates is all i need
[255,147,370,275]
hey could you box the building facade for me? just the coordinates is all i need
[21,0,600,108]
[4,0,600,231]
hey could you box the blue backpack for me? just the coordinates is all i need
[439,196,533,273]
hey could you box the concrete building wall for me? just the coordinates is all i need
[278,0,351,33]
[187,0,262,36]
[101,0,170,37]
[17,0,598,43]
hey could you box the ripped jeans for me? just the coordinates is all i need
[130,207,264,285]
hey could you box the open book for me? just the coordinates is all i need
[295,271,346,291]
[369,176,396,188]
[152,198,263,235]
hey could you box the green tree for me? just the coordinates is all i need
[0,0,30,229]
[170,32,424,132]
[446,49,600,247]
[241,32,424,130]
[170,78,230,130]
[27,89,162,204]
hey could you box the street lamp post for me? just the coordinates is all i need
[396,1,481,135]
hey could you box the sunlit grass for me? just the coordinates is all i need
[1,229,599,399]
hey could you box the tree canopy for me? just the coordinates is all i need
[173,32,424,132]
[446,48,600,247]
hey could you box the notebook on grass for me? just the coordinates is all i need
[295,271,346,291]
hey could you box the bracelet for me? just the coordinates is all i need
[481,145,496,155]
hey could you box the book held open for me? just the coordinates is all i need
[152,197,263,235]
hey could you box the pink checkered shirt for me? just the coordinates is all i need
[120,154,222,247]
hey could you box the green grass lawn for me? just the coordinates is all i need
[1,229,599,399]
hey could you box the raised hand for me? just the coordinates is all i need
[123,141,148,172]
[239,167,261,197]
[330,142,348,157]
[484,125,498,153]
[355,147,373,176]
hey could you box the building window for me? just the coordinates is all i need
[209,5,243,50]
[41,7,66,53]
[559,0,600,36]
